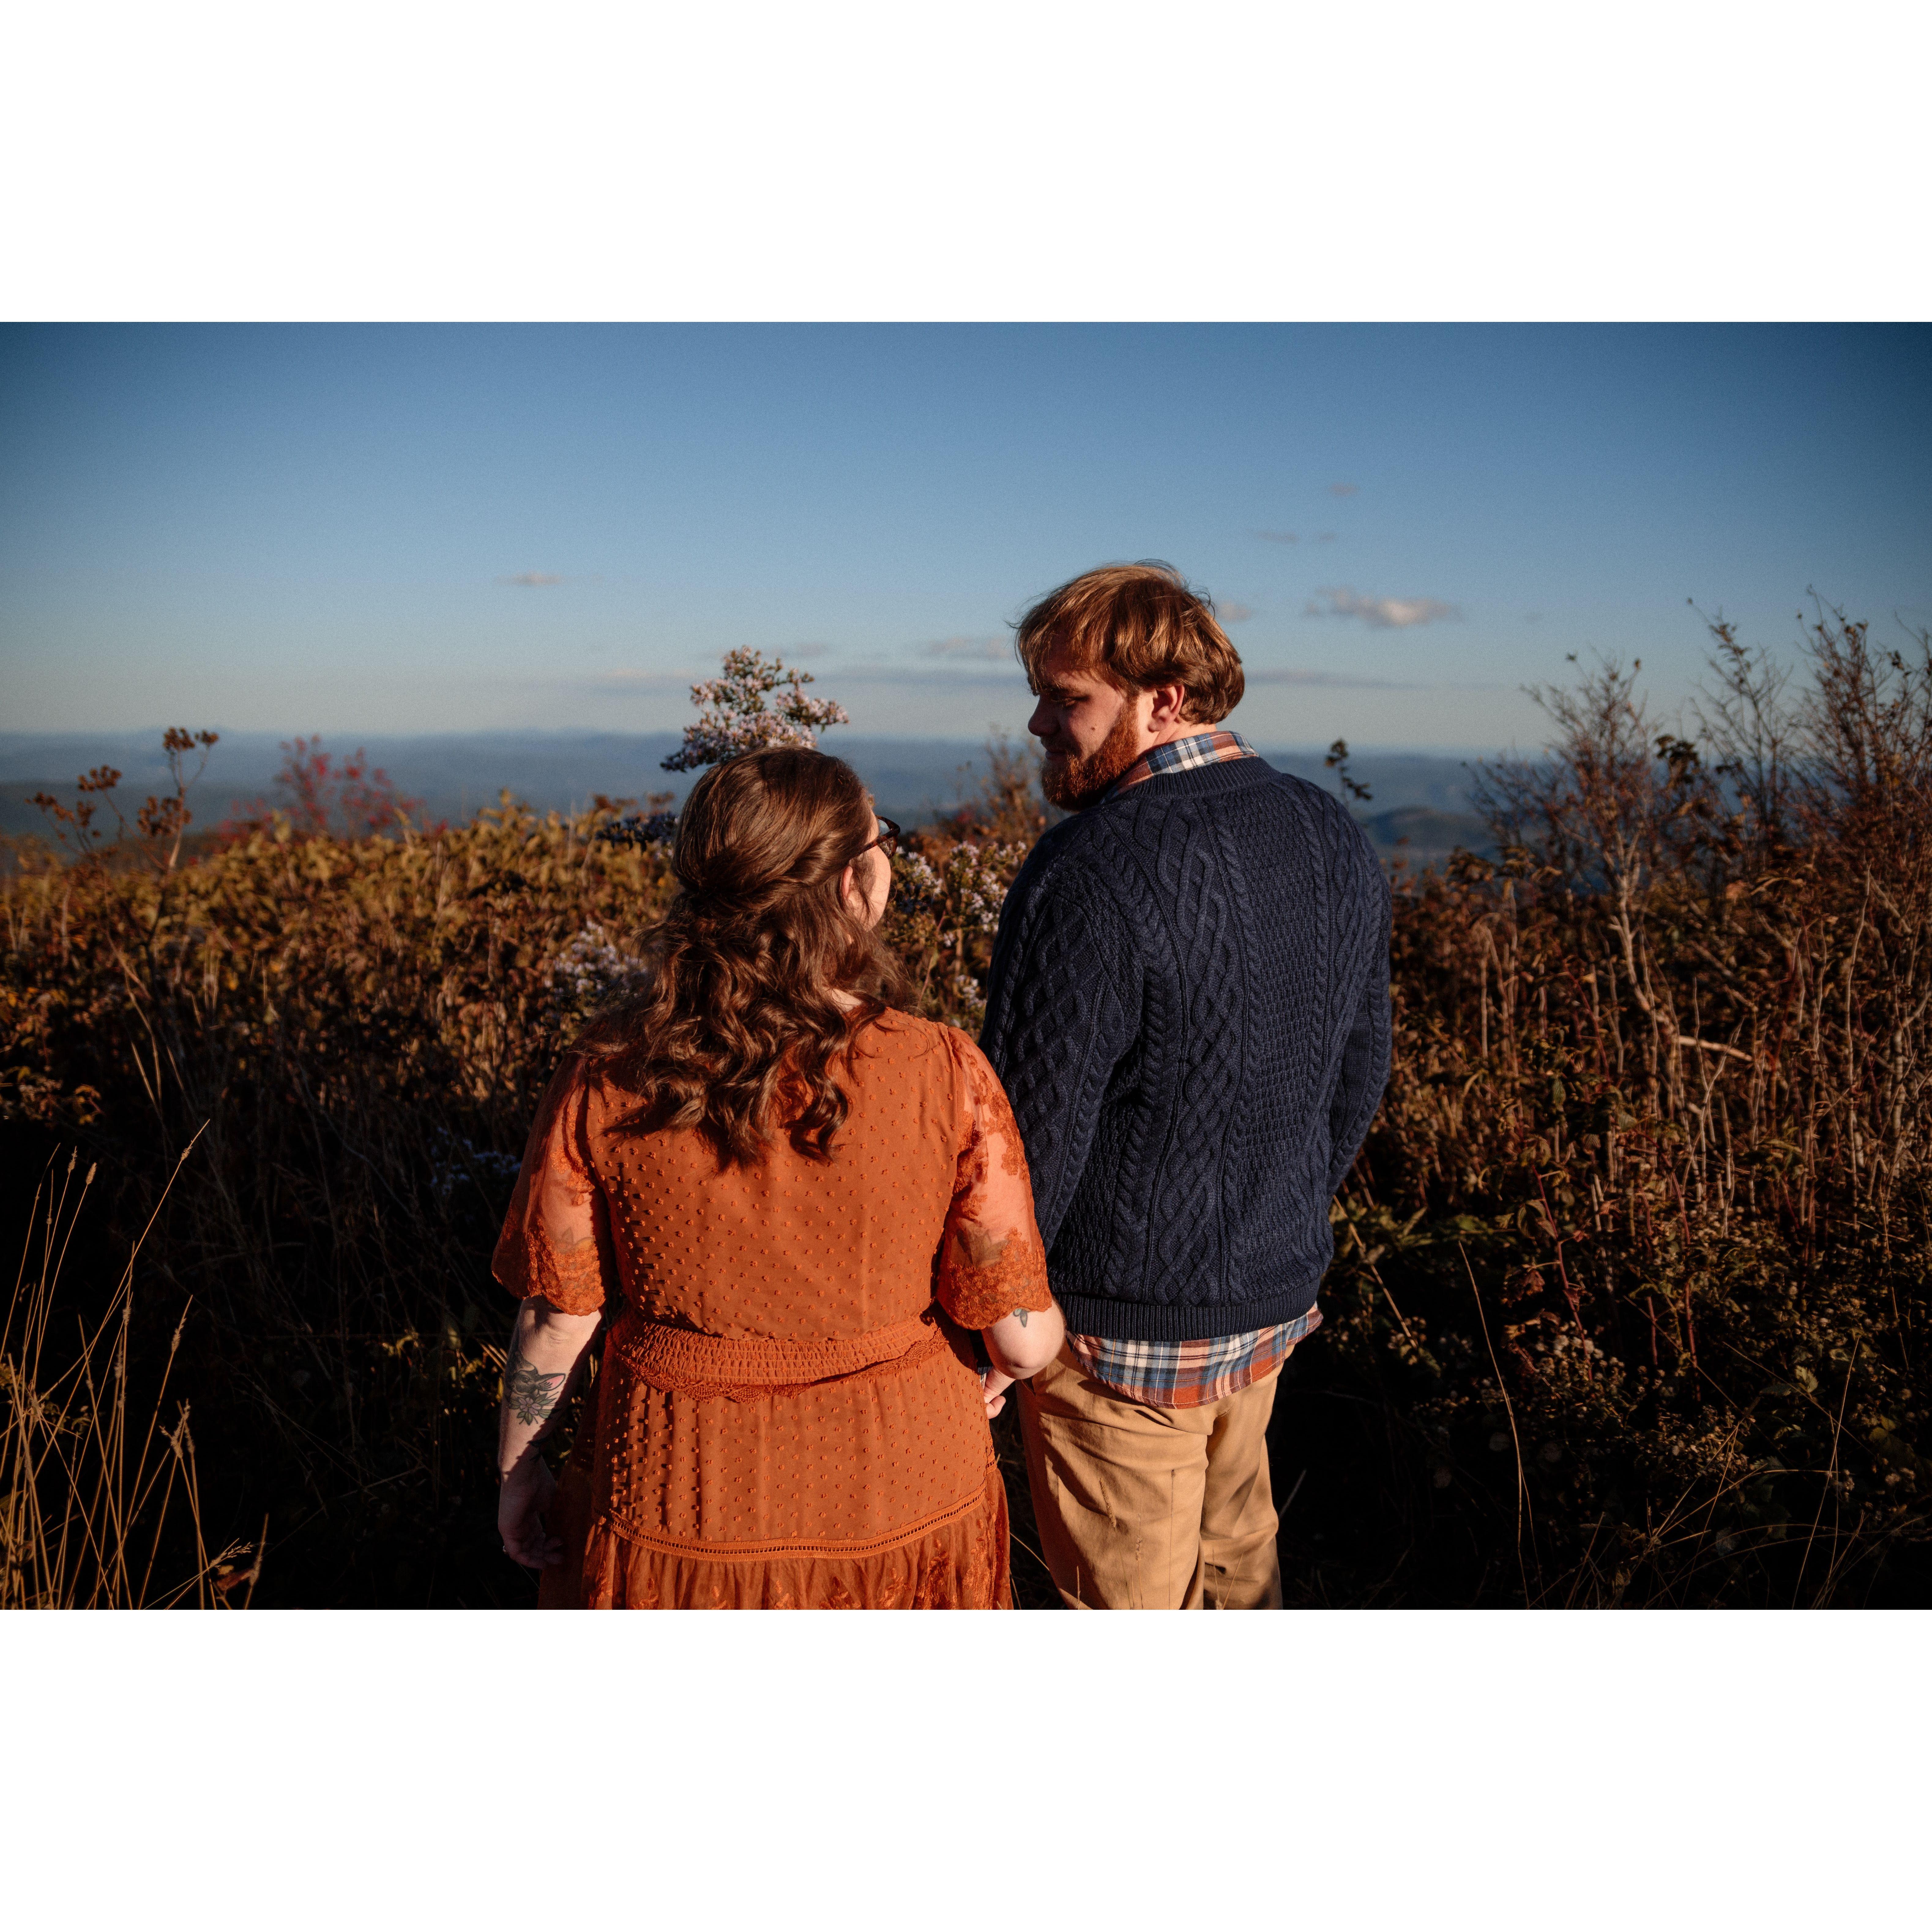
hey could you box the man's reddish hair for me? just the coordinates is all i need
[1013,561,1245,724]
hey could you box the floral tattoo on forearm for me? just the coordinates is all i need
[506,1354,567,1427]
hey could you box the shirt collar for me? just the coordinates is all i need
[1104,729,1258,800]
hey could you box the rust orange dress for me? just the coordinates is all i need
[493,1011,1053,1608]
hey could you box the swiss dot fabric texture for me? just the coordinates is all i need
[495,1012,1053,1609]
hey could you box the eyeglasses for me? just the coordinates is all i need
[853,815,901,863]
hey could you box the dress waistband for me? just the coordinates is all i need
[611,1310,946,1399]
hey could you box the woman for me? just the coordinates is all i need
[492,747,1063,1607]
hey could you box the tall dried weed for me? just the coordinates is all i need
[1283,602,1932,1605]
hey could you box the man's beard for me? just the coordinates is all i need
[1040,702,1145,811]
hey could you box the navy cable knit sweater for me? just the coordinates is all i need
[979,757,1391,1342]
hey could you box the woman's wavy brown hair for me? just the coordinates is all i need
[576,747,908,1167]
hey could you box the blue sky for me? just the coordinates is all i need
[3,323,1927,751]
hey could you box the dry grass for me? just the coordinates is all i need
[2,1137,262,1608]
[2,604,1927,1606]
[1275,603,1932,1606]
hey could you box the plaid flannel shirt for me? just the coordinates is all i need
[1063,728,1318,1408]
[1106,728,1255,793]
[1064,1309,1321,1408]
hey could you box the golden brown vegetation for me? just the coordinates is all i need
[3,1138,263,1607]
[2,604,1926,1606]
[1294,604,1932,1605]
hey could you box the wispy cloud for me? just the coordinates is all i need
[1244,666,1415,689]
[1315,531,1339,544]
[501,572,564,587]
[1327,483,1359,498]
[588,668,694,690]
[1254,529,1298,544]
[1304,586,1461,630]
[1244,665,1497,692]
[1217,602,1255,624]
[806,659,1031,686]
[785,642,835,660]
[921,635,1010,661]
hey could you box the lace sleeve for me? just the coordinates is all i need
[491,1056,616,1315]
[934,1030,1054,1331]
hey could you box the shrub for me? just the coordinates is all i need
[1287,602,1932,1605]
[4,610,1927,1606]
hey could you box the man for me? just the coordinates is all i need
[980,561,1391,1609]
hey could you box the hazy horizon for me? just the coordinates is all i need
[0,724,1493,857]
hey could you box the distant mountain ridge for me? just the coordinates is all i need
[0,730,1497,860]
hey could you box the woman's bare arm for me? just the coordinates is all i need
[497,1299,602,1568]
[979,1298,1065,1415]
[985,1299,1063,1379]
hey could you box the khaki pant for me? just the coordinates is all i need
[1016,1344,1285,1609]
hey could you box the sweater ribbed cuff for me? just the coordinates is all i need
[1052,1284,1323,1344]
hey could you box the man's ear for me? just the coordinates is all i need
[1147,680,1191,729]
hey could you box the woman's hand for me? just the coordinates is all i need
[499,1453,562,1568]
[980,1365,1016,1419]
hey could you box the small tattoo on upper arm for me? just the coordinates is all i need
[1013,1308,1029,1326]
[506,1357,566,1426]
